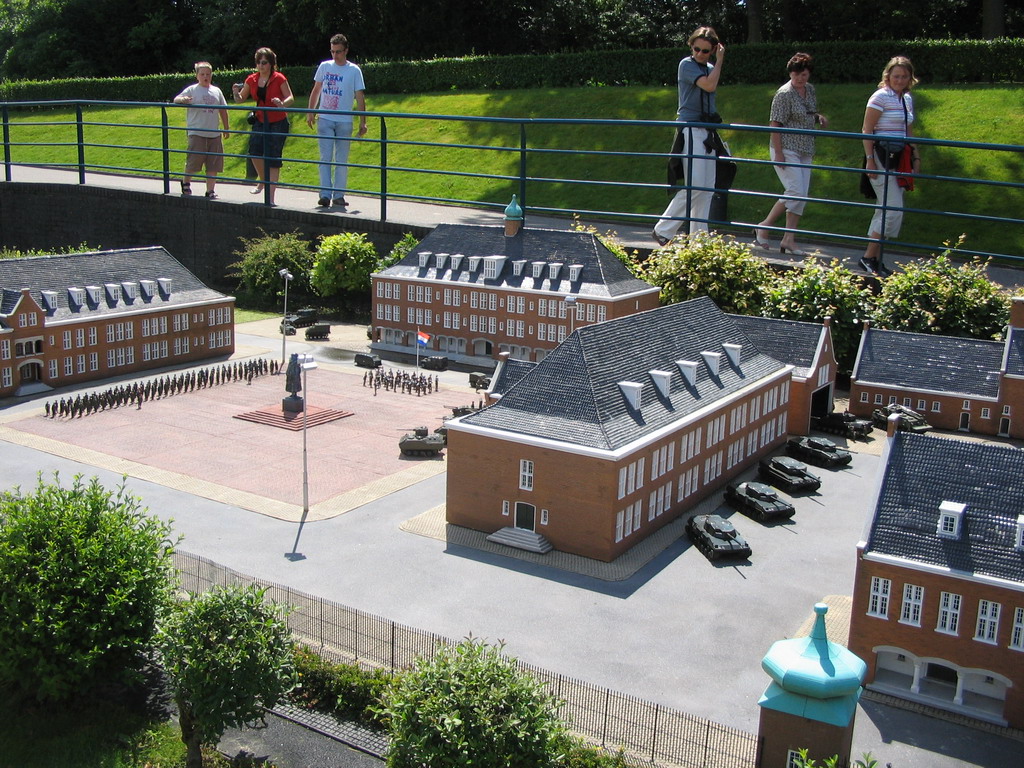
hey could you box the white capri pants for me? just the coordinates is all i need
[867,170,905,238]
[655,126,715,239]
[773,149,812,216]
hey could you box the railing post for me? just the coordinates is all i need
[75,104,86,184]
[2,105,11,182]
[518,123,527,210]
[161,106,170,194]
[379,116,388,223]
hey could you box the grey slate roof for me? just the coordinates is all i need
[0,247,230,324]
[867,432,1024,585]
[460,297,789,451]
[855,327,1003,399]
[1005,327,1024,377]
[375,224,656,299]
[490,357,536,397]
[730,314,821,377]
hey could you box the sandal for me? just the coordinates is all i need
[181,182,192,196]
[779,245,808,257]
[205,191,217,199]
[751,229,771,250]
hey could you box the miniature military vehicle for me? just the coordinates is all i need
[398,426,445,457]
[447,403,481,418]
[354,352,382,369]
[724,481,795,521]
[758,456,822,493]
[872,403,932,433]
[686,514,752,561]
[469,371,491,390]
[420,355,449,371]
[810,410,873,440]
[294,308,319,327]
[785,436,853,467]
[305,323,331,341]
[279,317,297,335]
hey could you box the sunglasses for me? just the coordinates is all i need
[692,46,713,55]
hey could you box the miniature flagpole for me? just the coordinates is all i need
[416,327,421,368]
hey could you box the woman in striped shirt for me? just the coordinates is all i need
[860,56,920,276]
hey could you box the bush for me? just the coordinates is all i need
[763,257,875,374]
[641,232,775,315]
[290,647,390,727]
[872,248,1011,340]
[377,637,568,768]
[229,229,316,309]
[380,232,420,272]
[158,584,297,768]
[0,474,176,703]
[310,232,379,298]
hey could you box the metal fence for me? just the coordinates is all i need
[1,98,1022,264]
[175,549,760,768]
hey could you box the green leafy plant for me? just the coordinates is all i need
[640,232,776,315]
[290,647,390,727]
[380,231,421,272]
[572,217,642,276]
[792,748,880,767]
[764,257,875,374]
[872,245,1011,340]
[229,229,315,308]
[310,232,379,297]
[0,473,176,703]
[157,584,296,768]
[377,637,568,768]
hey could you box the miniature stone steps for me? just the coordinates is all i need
[485,526,553,554]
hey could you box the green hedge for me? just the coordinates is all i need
[1,39,1020,104]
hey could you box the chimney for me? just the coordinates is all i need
[504,195,523,237]
[886,413,901,438]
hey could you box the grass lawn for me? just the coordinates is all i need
[4,83,1021,256]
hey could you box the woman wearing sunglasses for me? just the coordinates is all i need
[653,26,725,246]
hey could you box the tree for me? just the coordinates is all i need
[872,250,1010,340]
[640,232,775,315]
[0,474,176,703]
[157,584,297,768]
[229,229,316,308]
[378,637,568,768]
[310,232,379,297]
[763,257,875,374]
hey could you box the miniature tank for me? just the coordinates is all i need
[279,317,297,335]
[294,308,319,327]
[398,426,445,457]
[305,323,331,340]
[810,410,873,440]
[447,403,481,418]
[872,403,932,433]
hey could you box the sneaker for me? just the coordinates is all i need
[204,190,217,199]
[317,197,331,207]
[858,257,878,275]
[877,261,893,277]
[332,197,348,209]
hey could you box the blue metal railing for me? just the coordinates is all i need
[1,98,1022,262]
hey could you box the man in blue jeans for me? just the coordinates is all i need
[306,33,367,209]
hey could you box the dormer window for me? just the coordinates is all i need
[435,253,449,270]
[569,265,583,281]
[468,256,481,272]
[450,254,463,270]
[139,279,157,299]
[676,360,698,386]
[68,287,86,307]
[548,263,562,280]
[701,351,721,376]
[937,501,966,538]
[157,277,173,297]
[104,283,121,303]
[483,256,506,280]
[649,370,673,398]
[531,262,544,279]
[512,260,527,276]
[40,290,58,312]
[618,381,644,411]
[121,281,138,300]
[85,285,101,304]
[723,343,742,366]
[417,251,433,268]
[1016,515,1024,551]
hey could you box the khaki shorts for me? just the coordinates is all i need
[184,135,225,174]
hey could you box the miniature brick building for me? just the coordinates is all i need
[0,247,235,398]
[848,296,1024,438]
[370,223,660,366]
[445,297,796,562]
[849,431,1024,728]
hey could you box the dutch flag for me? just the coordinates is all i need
[417,330,431,346]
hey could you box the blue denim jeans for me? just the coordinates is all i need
[317,120,354,199]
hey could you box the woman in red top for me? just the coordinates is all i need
[232,47,294,205]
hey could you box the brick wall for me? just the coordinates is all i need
[0,182,426,291]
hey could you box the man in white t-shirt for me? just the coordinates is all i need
[172,62,229,198]
[306,34,367,209]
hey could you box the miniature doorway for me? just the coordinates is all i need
[514,502,536,532]
[999,417,1010,436]
[959,412,970,431]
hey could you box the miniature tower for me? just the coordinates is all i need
[504,194,523,237]
[757,603,867,768]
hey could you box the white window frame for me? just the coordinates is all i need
[937,591,962,635]
[868,577,891,618]
[1011,607,1024,651]
[900,584,924,626]
[975,600,1001,644]
[519,459,534,491]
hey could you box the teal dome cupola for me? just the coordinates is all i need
[758,603,867,726]
[504,194,524,221]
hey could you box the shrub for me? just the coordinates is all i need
[377,637,568,768]
[229,229,316,308]
[290,647,390,727]
[157,584,297,768]
[380,231,420,272]
[640,232,775,315]
[872,248,1011,340]
[763,257,875,374]
[0,474,176,703]
[310,232,379,298]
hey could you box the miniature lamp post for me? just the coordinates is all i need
[299,353,317,519]
[279,268,293,368]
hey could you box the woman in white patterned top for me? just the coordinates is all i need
[859,55,920,276]
[754,52,828,256]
